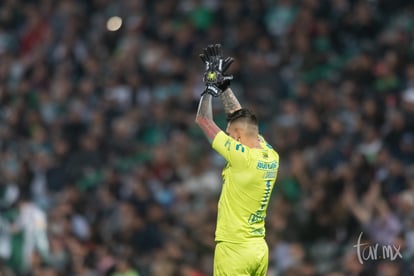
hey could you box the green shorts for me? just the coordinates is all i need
[213,239,268,276]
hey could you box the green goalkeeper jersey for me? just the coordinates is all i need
[212,131,279,243]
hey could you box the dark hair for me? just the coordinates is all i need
[226,108,258,125]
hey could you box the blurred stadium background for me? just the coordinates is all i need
[0,0,414,275]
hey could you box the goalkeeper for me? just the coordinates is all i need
[195,44,280,276]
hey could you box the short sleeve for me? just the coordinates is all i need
[212,131,250,168]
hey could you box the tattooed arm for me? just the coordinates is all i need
[195,93,221,142]
[219,87,242,115]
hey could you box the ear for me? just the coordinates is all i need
[234,127,242,141]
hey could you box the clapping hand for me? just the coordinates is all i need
[199,44,234,97]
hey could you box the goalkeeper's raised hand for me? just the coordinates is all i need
[199,44,234,97]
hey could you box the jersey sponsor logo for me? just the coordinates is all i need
[251,227,264,236]
[256,161,277,170]
[248,210,265,224]
[263,171,277,179]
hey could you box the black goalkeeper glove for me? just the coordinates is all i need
[199,44,234,97]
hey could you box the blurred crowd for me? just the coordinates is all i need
[0,0,414,275]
